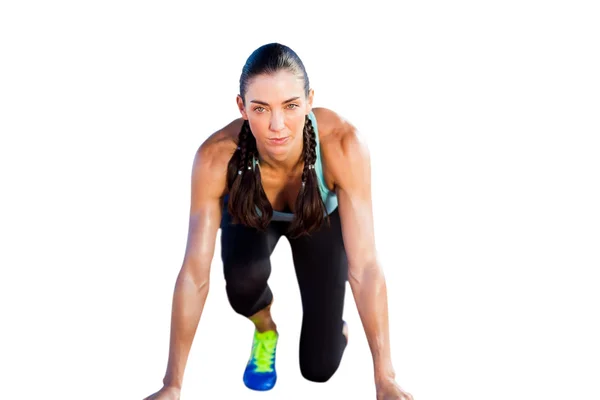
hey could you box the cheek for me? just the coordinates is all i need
[249,118,269,140]
[289,114,306,134]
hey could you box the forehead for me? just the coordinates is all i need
[246,70,305,101]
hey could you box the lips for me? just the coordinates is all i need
[268,137,290,145]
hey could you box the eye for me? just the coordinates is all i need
[253,106,266,113]
[286,103,299,109]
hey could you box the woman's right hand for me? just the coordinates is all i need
[143,385,181,400]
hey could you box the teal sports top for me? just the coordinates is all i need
[252,111,338,222]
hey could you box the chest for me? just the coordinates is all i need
[260,170,304,213]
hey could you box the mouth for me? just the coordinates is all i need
[268,136,290,145]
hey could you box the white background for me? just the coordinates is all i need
[1,1,599,399]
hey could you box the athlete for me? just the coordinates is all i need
[143,42,414,400]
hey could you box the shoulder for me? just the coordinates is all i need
[192,117,244,198]
[312,107,369,157]
[196,117,242,161]
[312,107,370,189]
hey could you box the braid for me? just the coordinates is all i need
[226,120,272,229]
[239,121,250,172]
[227,120,248,191]
[301,121,312,184]
[289,115,328,237]
[305,117,318,179]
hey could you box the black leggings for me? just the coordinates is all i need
[220,198,349,382]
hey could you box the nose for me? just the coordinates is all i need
[269,111,285,133]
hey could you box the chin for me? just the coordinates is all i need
[266,144,292,160]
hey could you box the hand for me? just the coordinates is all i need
[143,385,181,400]
[376,376,414,400]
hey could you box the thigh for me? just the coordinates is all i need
[220,196,283,285]
[287,208,348,362]
[287,208,348,306]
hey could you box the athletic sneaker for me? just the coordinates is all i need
[243,329,278,391]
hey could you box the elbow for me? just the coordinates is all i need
[179,262,211,292]
[348,258,384,288]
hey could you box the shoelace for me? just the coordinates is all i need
[251,331,277,373]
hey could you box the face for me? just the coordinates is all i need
[236,70,314,162]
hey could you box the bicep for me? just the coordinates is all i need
[181,201,222,281]
[335,135,378,273]
[181,146,227,283]
[337,176,377,274]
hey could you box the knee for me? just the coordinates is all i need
[299,356,341,383]
[224,260,269,295]
[223,260,271,317]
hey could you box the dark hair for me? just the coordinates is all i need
[226,43,328,237]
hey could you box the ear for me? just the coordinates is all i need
[236,95,248,120]
[306,88,314,114]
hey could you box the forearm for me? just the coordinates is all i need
[162,270,210,389]
[349,263,395,380]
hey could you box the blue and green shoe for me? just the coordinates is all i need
[243,329,278,391]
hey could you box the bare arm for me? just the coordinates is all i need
[160,142,228,390]
[326,114,413,398]
[318,109,398,384]
[334,136,395,380]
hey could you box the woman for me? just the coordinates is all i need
[143,43,414,400]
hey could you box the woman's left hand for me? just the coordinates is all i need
[376,377,414,400]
